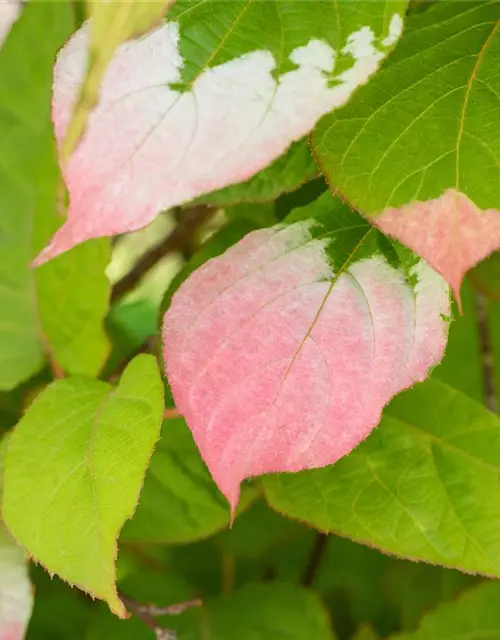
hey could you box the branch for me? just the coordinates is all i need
[111,205,214,303]
[301,533,329,587]
[119,592,201,640]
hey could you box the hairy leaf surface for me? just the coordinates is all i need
[163,193,450,510]
[264,379,500,576]
[313,2,500,301]
[36,0,406,263]
[3,356,164,616]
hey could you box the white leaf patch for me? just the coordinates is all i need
[0,1,22,47]
[37,14,404,263]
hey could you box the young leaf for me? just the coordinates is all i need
[389,581,500,640]
[2,355,164,617]
[313,1,500,304]
[264,379,500,577]
[35,0,407,263]
[0,526,33,640]
[170,583,334,639]
[163,193,450,512]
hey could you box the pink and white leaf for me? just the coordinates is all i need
[375,189,500,308]
[35,16,402,264]
[163,222,450,511]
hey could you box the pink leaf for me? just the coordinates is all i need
[163,215,450,512]
[0,527,33,640]
[375,189,500,309]
[35,13,402,265]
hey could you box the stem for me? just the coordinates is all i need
[111,205,214,303]
[119,592,201,640]
[221,553,235,594]
[474,291,498,413]
[164,407,181,420]
[301,533,329,587]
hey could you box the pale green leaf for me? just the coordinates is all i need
[34,143,110,378]
[264,379,500,576]
[0,2,73,389]
[3,355,164,616]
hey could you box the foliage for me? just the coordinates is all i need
[2,1,500,639]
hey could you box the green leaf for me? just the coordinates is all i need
[313,1,500,214]
[434,281,484,403]
[121,417,257,544]
[0,1,111,386]
[264,379,500,576]
[0,1,73,389]
[385,561,478,632]
[196,139,318,206]
[210,500,305,560]
[353,626,380,640]
[170,583,335,640]
[3,355,164,616]
[26,569,90,640]
[314,536,397,638]
[389,581,500,640]
[33,140,110,377]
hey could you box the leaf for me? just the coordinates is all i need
[210,500,304,560]
[313,1,500,303]
[163,192,450,512]
[3,355,164,616]
[0,1,21,48]
[433,281,483,403]
[61,0,175,163]
[26,568,90,640]
[33,141,111,378]
[35,0,407,263]
[170,583,335,640]
[264,379,500,576]
[0,437,33,640]
[385,561,477,632]
[121,417,257,544]
[195,138,319,207]
[389,581,500,640]
[0,1,72,388]
[353,627,379,640]
[0,526,33,640]
[0,1,110,387]
[469,251,500,300]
